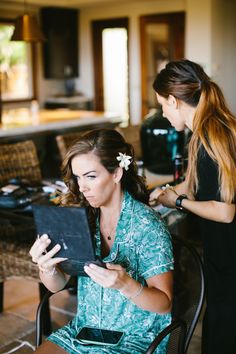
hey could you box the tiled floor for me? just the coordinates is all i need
[0,278,202,353]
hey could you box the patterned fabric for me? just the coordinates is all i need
[48,191,174,353]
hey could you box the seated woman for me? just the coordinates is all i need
[30,129,174,354]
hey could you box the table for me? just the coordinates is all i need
[0,109,121,138]
[0,109,121,178]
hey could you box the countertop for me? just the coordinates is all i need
[0,108,121,138]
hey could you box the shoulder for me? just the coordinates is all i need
[131,198,171,240]
[132,197,161,222]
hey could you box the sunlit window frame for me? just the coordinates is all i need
[0,17,36,104]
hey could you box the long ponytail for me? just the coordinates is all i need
[153,59,236,203]
[186,80,236,203]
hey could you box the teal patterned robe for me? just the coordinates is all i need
[48,191,174,353]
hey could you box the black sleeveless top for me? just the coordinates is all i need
[195,145,236,302]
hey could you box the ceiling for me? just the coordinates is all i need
[3,0,141,9]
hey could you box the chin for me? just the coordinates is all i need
[88,201,98,208]
[175,126,185,132]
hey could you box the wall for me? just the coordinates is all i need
[78,0,185,124]
[211,0,236,113]
[1,0,236,120]
[185,0,212,75]
[74,0,236,120]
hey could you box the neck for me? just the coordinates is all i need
[100,189,124,221]
[185,106,196,132]
[181,101,196,131]
[99,189,124,241]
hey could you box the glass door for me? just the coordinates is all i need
[140,12,185,118]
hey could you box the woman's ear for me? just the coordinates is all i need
[167,95,178,109]
[113,166,123,184]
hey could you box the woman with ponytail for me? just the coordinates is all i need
[150,59,236,354]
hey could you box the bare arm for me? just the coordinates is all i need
[84,263,173,314]
[171,180,190,197]
[157,187,235,223]
[149,180,191,206]
[179,198,235,223]
[118,270,173,313]
[29,234,70,293]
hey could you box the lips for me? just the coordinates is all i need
[84,195,94,200]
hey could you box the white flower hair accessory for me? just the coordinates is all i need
[116,152,132,171]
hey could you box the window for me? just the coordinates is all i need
[102,28,128,124]
[92,18,129,125]
[0,20,35,102]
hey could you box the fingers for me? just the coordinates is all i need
[29,234,67,272]
[149,188,164,205]
[84,263,125,288]
[84,265,105,284]
[38,256,67,272]
[37,244,61,267]
[105,263,123,271]
[29,234,50,263]
[158,188,178,208]
[84,263,107,276]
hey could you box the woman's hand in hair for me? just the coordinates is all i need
[157,188,179,209]
[149,187,164,206]
[149,185,178,208]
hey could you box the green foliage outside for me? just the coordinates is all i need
[0,24,27,67]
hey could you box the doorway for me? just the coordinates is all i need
[140,12,185,118]
[92,18,129,125]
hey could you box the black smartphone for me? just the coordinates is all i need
[76,327,124,346]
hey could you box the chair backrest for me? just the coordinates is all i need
[115,125,142,160]
[169,235,205,354]
[56,131,88,160]
[0,140,42,186]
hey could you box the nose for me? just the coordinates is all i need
[78,179,89,193]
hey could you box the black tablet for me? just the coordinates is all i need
[32,204,104,276]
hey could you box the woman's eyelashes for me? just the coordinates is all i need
[87,174,97,179]
[74,174,97,183]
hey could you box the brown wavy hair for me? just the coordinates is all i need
[59,129,149,233]
[153,59,236,203]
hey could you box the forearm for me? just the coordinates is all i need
[173,180,191,197]
[39,266,70,293]
[181,198,235,223]
[119,278,172,314]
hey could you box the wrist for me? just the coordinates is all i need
[119,280,144,300]
[175,194,188,211]
[39,265,57,276]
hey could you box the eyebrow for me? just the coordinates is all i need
[73,170,97,178]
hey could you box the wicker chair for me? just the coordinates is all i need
[56,131,89,160]
[0,140,51,334]
[0,140,42,186]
